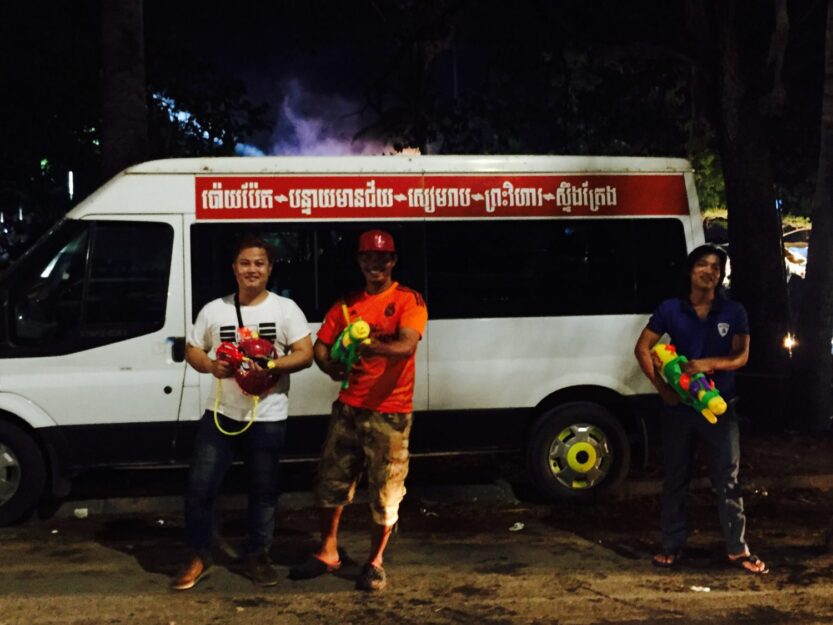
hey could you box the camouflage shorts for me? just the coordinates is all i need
[315,401,413,527]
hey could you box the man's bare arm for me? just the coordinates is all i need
[359,327,421,358]
[684,334,750,374]
[268,335,314,375]
[634,327,679,406]
[185,343,234,379]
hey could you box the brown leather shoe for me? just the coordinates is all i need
[171,555,211,591]
[244,552,279,587]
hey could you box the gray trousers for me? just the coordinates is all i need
[660,404,747,555]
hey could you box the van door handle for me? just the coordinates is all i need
[169,337,186,362]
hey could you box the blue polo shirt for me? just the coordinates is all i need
[647,294,749,398]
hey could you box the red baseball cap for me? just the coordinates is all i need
[358,229,396,253]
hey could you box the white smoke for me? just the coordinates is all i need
[270,78,393,156]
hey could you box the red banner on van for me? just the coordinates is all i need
[195,173,689,220]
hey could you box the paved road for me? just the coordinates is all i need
[2,479,833,625]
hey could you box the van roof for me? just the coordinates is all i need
[125,155,693,175]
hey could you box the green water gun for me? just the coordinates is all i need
[652,342,728,424]
[330,304,371,389]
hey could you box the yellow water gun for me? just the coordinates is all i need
[330,304,371,389]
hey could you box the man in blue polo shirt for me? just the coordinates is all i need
[634,244,768,575]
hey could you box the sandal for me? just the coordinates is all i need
[727,553,769,575]
[652,549,683,568]
[288,554,342,580]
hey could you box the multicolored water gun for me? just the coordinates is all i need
[213,328,278,436]
[651,342,727,424]
[216,328,279,396]
[330,304,371,389]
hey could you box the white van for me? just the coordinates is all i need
[0,155,703,524]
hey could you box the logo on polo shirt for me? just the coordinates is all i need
[717,322,730,337]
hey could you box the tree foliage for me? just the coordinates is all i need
[355,1,694,159]
[0,0,272,224]
[145,28,271,158]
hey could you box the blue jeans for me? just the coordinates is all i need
[660,404,747,555]
[185,411,286,557]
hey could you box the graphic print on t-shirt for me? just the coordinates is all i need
[219,323,277,344]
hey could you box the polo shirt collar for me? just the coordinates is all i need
[680,292,726,316]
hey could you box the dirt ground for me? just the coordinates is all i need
[2,488,833,625]
[3,426,833,625]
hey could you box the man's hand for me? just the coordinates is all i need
[313,338,348,382]
[657,385,680,407]
[210,358,235,379]
[358,338,383,357]
[683,359,713,375]
[325,361,348,382]
[187,343,237,378]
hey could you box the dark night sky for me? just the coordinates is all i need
[0,0,826,253]
[144,1,420,155]
[140,0,599,156]
[1,2,828,164]
[138,1,827,158]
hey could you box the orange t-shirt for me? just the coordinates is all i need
[318,282,428,413]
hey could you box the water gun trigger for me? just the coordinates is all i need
[701,409,718,424]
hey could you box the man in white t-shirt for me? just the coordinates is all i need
[171,235,313,591]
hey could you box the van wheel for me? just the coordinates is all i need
[0,421,46,526]
[527,402,630,499]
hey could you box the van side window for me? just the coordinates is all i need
[191,223,425,321]
[191,224,318,318]
[6,220,173,354]
[426,218,686,319]
[633,218,688,310]
[84,223,173,328]
[315,223,425,318]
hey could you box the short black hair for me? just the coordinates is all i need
[687,243,728,284]
[232,234,274,263]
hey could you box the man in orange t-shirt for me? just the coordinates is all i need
[289,229,427,592]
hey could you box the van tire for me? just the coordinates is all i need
[0,421,47,526]
[527,401,630,500]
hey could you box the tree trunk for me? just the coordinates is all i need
[100,0,148,180]
[714,1,790,414]
[789,0,833,432]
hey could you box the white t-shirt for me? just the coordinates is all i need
[189,292,310,422]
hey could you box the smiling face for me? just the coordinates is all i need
[357,251,396,293]
[690,253,722,292]
[232,246,272,296]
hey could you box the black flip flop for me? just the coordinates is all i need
[288,555,342,580]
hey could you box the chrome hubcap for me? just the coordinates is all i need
[548,423,613,490]
[0,443,21,505]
